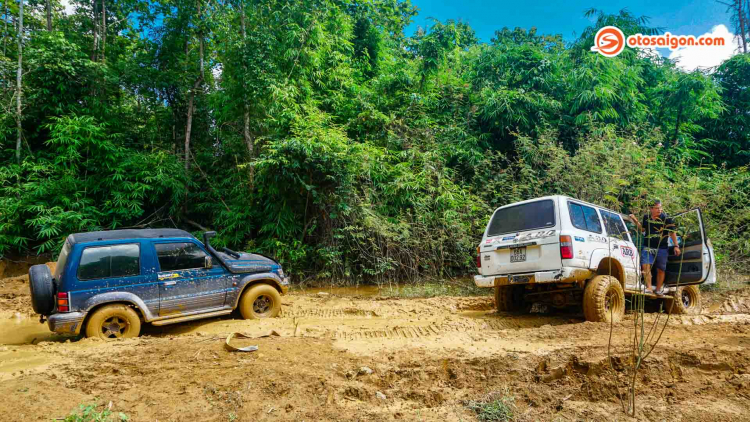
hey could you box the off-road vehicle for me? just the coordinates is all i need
[474,195,716,322]
[28,229,289,339]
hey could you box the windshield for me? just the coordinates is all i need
[486,199,556,237]
[53,241,71,280]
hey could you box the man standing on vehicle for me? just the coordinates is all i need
[629,199,680,295]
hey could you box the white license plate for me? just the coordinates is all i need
[510,247,527,263]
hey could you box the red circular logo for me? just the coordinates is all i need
[591,26,625,57]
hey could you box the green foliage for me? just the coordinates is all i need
[0,3,748,280]
[63,403,129,422]
[467,391,516,422]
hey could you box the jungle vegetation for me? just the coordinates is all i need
[0,1,748,282]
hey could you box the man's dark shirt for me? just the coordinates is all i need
[642,213,676,250]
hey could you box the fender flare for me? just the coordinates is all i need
[232,273,286,308]
[589,250,626,286]
[81,292,156,321]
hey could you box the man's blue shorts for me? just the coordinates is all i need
[641,248,668,271]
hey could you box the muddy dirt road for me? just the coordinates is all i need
[1,270,749,421]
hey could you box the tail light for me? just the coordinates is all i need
[476,247,481,268]
[57,292,69,312]
[560,235,573,259]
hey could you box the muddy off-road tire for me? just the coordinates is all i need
[85,304,142,340]
[665,285,701,315]
[239,284,281,319]
[29,264,55,315]
[494,285,524,312]
[583,275,625,323]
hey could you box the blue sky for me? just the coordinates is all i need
[406,0,732,42]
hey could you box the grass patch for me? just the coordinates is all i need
[63,403,129,422]
[466,390,516,422]
[382,279,486,298]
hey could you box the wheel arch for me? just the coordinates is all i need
[595,257,625,288]
[232,275,284,309]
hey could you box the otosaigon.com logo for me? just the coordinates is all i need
[590,25,725,57]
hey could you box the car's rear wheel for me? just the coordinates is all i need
[239,284,282,319]
[665,285,701,315]
[583,275,625,323]
[494,285,524,312]
[85,304,141,340]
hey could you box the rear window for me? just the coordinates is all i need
[53,241,71,280]
[486,200,556,237]
[77,244,141,280]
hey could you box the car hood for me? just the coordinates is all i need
[216,251,279,274]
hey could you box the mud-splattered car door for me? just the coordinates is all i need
[663,209,713,286]
[153,241,228,316]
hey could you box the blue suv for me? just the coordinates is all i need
[28,229,289,340]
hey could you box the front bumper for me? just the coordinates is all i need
[474,267,593,288]
[280,276,290,295]
[47,311,87,335]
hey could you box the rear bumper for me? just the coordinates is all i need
[474,267,592,288]
[47,311,87,335]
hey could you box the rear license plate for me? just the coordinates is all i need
[510,247,527,263]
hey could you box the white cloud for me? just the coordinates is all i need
[668,24,740,72]
[60,0,76,16]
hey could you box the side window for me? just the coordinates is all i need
[568,202,602,233]
[155,242,208,272]
[78,244,140,280]
[601,210,628,240]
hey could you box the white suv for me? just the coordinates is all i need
[474,195,716,322]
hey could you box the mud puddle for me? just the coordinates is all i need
[0,313,64,345]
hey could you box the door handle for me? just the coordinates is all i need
[163,281,177,286]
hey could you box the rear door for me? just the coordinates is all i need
[600,210,639,288]
[153,241,229,316]
[479,199,560,276]
[664,209,712,286]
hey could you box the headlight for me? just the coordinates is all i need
[277,268,285,278]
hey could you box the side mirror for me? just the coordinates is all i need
[204,255,213,269]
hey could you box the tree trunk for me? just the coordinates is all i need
[45,0,51,31]
[15,0,23,164]
[3,0,8,61]
[100,0,106,62]
[240,1,253,156]
[737,0,747,53]
[672,106,683,147]
[185,0,204,175]
[91,0,98,61]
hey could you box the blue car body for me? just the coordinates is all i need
[47,229,289,335]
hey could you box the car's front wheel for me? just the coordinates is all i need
[239,284,282,319]
[85,304,142,340]
[665,285,701,315]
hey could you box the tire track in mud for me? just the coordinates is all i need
[280,308,380,318]
[332,314,571,340]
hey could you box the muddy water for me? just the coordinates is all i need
[0,314,64,345]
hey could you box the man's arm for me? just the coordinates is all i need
[628,214,643,232]
[670,231,681,256]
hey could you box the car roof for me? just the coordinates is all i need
[68,228,196,245]
[492,195,620,214]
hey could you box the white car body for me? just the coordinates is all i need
[474,195,715,297]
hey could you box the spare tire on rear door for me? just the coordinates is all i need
[29,264,55,315]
